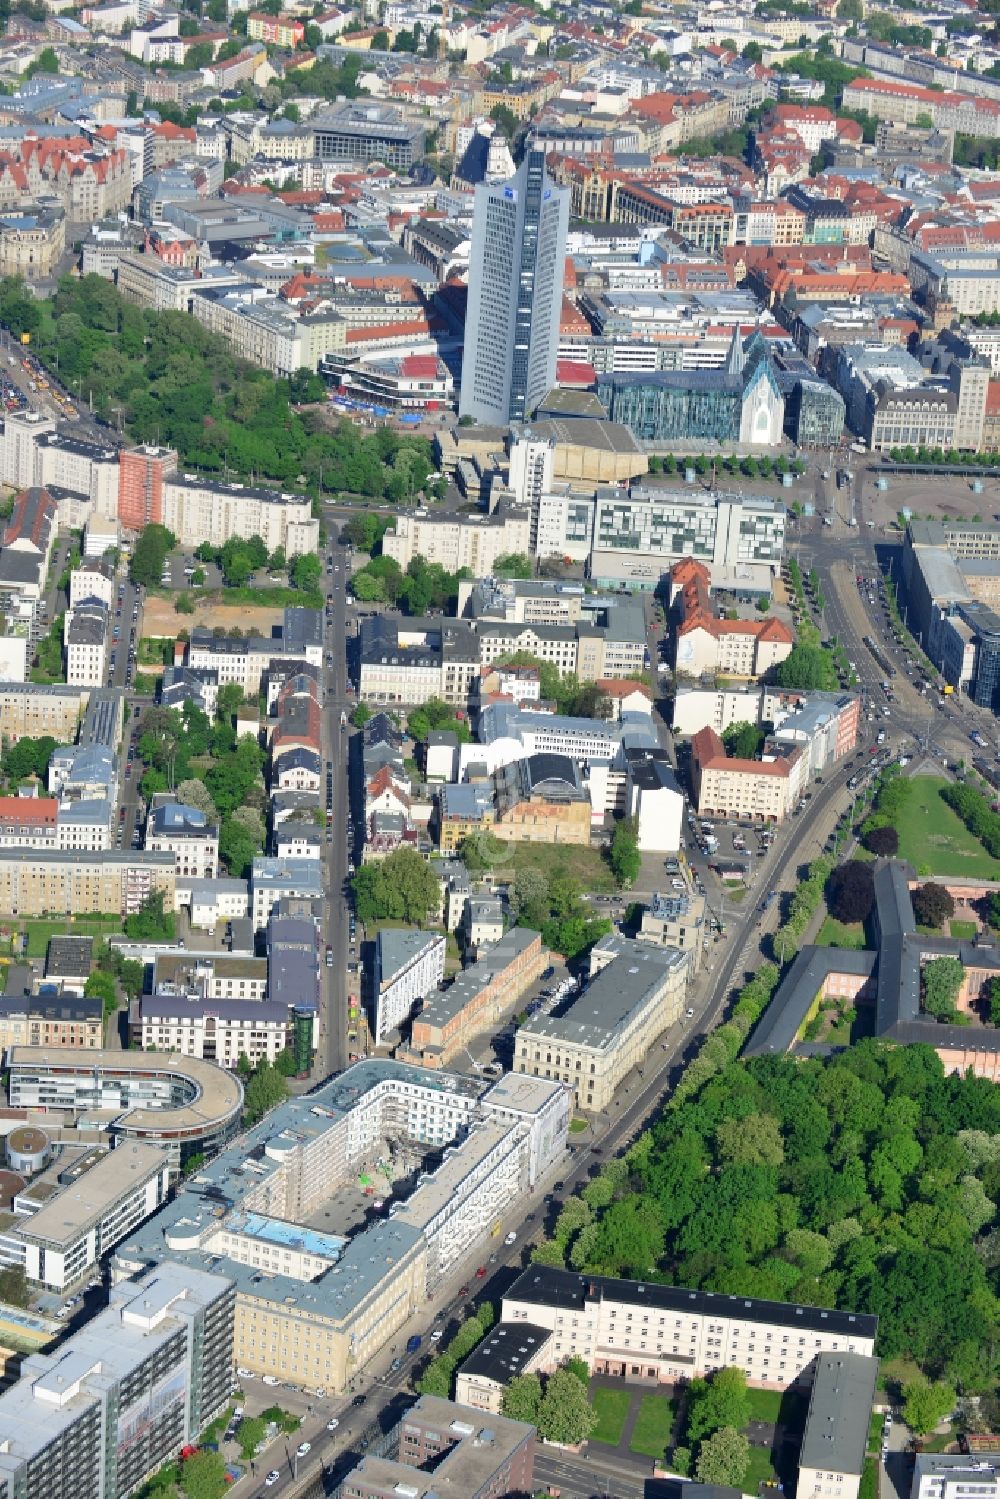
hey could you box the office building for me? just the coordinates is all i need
[311,103,426,169]
[339,1396,536,1499]
[0,1140,169,1292]
[0,1261,234,1498]
[113,1061,567,1391]
[374,929,447,1044]
[514,934,689,1111]
[7,1048,243,1172]
[460,150,570,426]
[912,1455,1000,1499]
[456,1265,876,1409]
[672,559,794,679]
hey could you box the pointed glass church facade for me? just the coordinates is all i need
[596,329,785,446]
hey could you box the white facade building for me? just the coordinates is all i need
[374,929,447,1043]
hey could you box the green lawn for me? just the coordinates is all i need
[17,916,123,958]
[511,842,616,894]
[950,920,978,940]
[629,1393,676,1461]
[816,915,867,950]
[589,1386,631,1447]
[746,1388,783,1423]
[743,1444,778,1491]
[897,777,1000,879]
[569,1117,589,1134]
[867,1410,885,1454]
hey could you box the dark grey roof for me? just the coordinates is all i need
[283,607,323,650]
[140,995,290,1024]
[274,746,321,772]
[749,860,1000,1060]
[800,1352,878,1478]
[0,551,43,585]
[744,945,876,1058]
[45,935,94,978]
[506,1265,878,1340]
[458,1321,552,1384]
[523,752,580,791]
[0,994,102,1023]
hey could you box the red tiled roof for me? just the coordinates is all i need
[0,797,56,825]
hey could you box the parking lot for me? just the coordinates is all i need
[160,552,223,590]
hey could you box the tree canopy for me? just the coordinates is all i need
[912,883,956,929]
[826,861,876,924]
[0,275,434,499]
[547,1041,1000,1387]
[609,816,641,887]
[774,642,839,692]
[124,889,175,941]
[352,846,441,926]
[922,957,966,1022]
[722,721,764,760]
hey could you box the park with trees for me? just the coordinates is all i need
[0,275,436,502]
[528,1039,1000,1398]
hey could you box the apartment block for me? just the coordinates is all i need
[0,1261,235,1497]
[374,929,447,1044]
[0,684,95,748]
[113,1061,567,1392]
[65,601,108,687]
[691,726,806,823]
[534,486,785,591]
[0,994,103,1052]
[117,444,177,531]
[359,617,480,708]
[798,1352,879,1499]
[186,609,323,696]
[138,996,292,1068]
[455,1265,877,1409]
[69,560,116,611]
[381,506,532,579]
[161,475,319,556]
[912,1455,1000,1499]
[144,802,218,880]
[250,857,323,929]
[0,848,175,918]
[0,1140,169,1292]
[514,934,689,1111]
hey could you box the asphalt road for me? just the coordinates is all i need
[321,524,351,1078]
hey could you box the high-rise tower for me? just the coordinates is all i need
[460,149,569,426]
